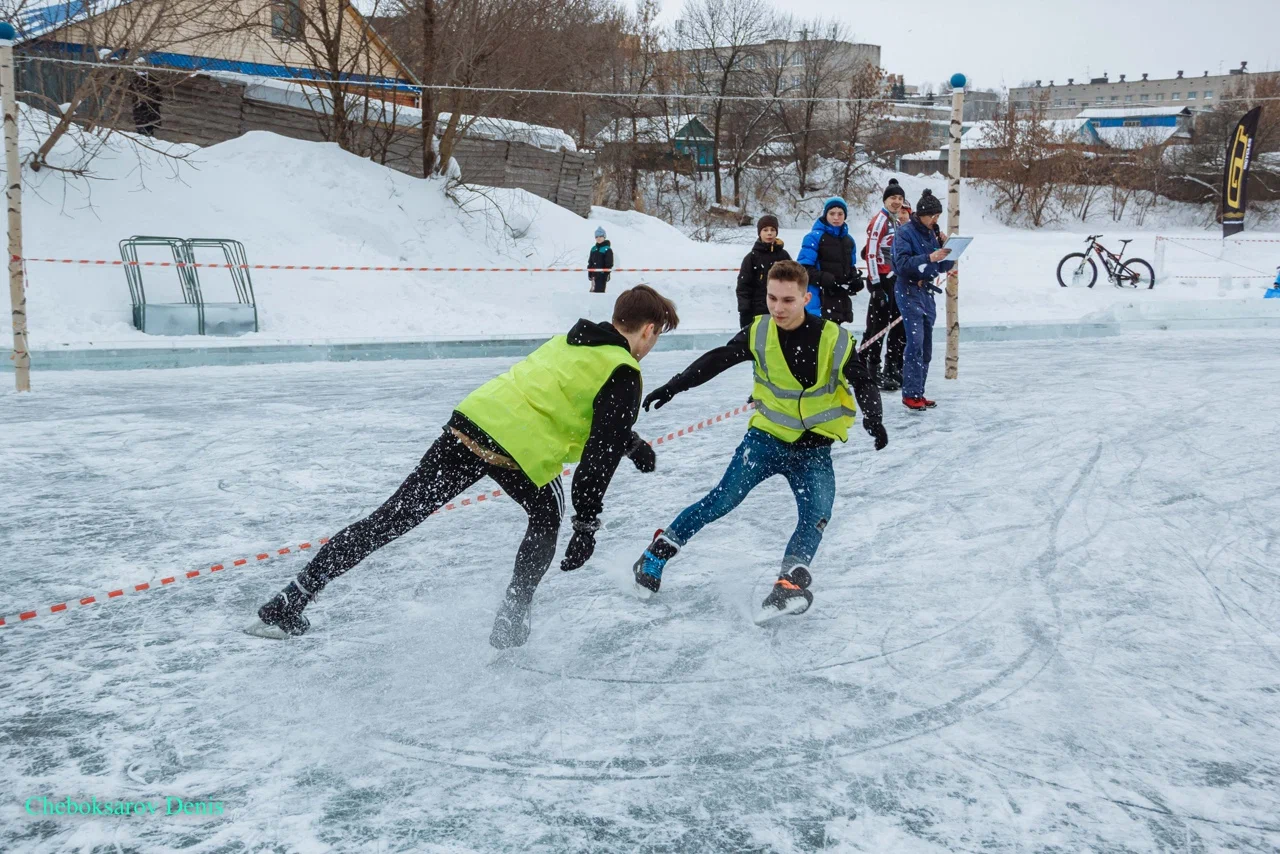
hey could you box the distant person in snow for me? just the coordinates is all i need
[735,214,791,329]
[246,286,679,650]
[797,197,862,325]
[861,179,911,391]
[892,189,954,412]
[588,227,614,293]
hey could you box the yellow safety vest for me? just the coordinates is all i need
[747,316,856,443]
[456,336,639,486]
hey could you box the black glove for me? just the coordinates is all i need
[865,419,888,451]
[849,269,866,295]
[627,432,656,473]
[643,383,677,411]
[560,515,600,571]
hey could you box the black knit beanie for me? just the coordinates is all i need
[756,214,780,235]
[915,189,943,216]
[883,179,905,202]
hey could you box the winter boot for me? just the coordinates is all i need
[879,374,902,392]
[245,579,315,639]
[921,396,937,408]
[631,530,679,601]
[489,587,533,650]
[755,566,814,625]
[902,396,928,411]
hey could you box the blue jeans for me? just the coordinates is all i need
[896,281,936,399]
[665,428,836,571]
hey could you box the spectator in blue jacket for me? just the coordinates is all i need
[892,189,954,411]
[796,197,862,324]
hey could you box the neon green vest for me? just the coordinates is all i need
[747,316,856,443]
[456,335,639,487]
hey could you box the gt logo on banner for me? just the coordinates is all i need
[1222,107,1262,238]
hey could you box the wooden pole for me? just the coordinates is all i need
[0,27,29,392]
[945,77,965,380]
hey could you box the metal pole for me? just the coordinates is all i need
[0,24,29,392]
[945,74,965,380]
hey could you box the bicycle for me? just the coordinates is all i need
[1056,235,1155,289]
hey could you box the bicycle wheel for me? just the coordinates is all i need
[1057,253,1097,288]
[1117,258,1155,289]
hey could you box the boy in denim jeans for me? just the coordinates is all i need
[631,260,886,623]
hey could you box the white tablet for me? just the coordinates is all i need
[941,236,974,261]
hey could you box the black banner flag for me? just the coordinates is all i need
[1222,106,1262,238]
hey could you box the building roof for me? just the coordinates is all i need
[963,118,1093,148]
[1092,124,1184,149]
[1076,106,1192,119]
[595,115,712,145]
[14,0,126,43]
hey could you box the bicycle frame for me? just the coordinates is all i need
[1082,236,1131,283]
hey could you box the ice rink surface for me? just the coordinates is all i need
[2,329,1278,853]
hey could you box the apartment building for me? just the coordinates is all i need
[1010,62,1275,118]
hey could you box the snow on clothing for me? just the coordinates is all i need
[588,241,614,293]
[292,319,644,604]
[862,206,908,382]
[735,238,791,328]
[796,218,861,324]
[892,216,955,399]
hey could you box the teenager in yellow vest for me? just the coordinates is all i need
[246,286,680,648]
[632,261,887,623]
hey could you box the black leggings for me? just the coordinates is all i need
[863,280,905,380]
[297,429,564,601]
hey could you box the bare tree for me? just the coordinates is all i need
[773,19,852,197]
[831,60,888,199]
[672,0,774,204]
[978,94,1073,226]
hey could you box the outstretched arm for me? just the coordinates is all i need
[571,366,642,524]
[642,330,752,411]
[843,349,887,449]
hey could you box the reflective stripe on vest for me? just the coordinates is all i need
[456,336,639,486]
[747,317,855,443]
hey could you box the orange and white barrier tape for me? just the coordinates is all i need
[1155,235,1280,244]
[0,404,757,630]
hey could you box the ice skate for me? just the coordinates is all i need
[244,580,314,639]
[754,567,814,625]
[489,588,533,650]
[631,530,679,601]
[879,374,902,392]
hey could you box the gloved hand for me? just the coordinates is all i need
[626,432,656,473]
[643,383,677,411]
[848,269,866,295]
[560,515,600,571]
[865,419,888,451]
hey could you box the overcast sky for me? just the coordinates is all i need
[655,0,1279,92]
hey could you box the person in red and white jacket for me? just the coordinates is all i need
[862,179,911,391]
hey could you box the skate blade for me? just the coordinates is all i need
[629,579,654,602]
[753,599,810,626]
[243,618,292,640]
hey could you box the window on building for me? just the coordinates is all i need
[1068,98,1077,106]
[1053,98,1062,107]
[1124,94,1134,102]
[790,75,801,88]
[1171,92,1181,100]
[1139,94,1149,102]
[270,0,304,40]
[1124,119,1140,127]
[1187,91,1197,99]
[1110,95,1119,102]
[1156,93,1165,101]
[743,55,755,70]
[791,54,803,67]
[1204,90,1213,99]
[1095,96,1104,104]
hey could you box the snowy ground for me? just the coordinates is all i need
[2,329,1279,852]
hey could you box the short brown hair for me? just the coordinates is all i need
[767,260,809,288]
[613,284,680,334]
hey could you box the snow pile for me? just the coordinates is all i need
[3,104,1278,351]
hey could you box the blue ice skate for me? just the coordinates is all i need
[631,530,679,601]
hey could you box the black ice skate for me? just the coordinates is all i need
[631,530,679,601]
[879,374,902,392]
[245,580,315,639]
[489,588,533,650]
[754,566,814,625]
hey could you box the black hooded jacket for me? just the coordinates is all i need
[449,319,642,521]
[735,238,791,327]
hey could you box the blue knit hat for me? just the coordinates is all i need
[822,197,848,218]
[594,226,607,238]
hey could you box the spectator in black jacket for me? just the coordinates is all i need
[735,214,791,328]
[588,227,614,293]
